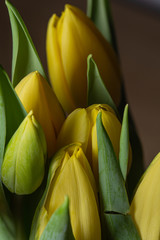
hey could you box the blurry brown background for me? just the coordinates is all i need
[1,0,160,168]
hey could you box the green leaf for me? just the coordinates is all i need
[96,112,141,239]
[119,104,129,181]
[0,66,27,154]
[0,164,16,240]
[0,83,6,173]
[96,112,129,214]
[40,197,75,240]
[0,185,16,240]
[0,69,17,237]
[87,0,117,52]
[5,0,46,87]
[103,214,141,240]
[87,55,118,116]
[0,216,16,240]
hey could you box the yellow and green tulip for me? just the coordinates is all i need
[32,144,101,240]
[15,71,65,158]
[57,104,132,182]
[1,111,46,195]
[46,5,122,113]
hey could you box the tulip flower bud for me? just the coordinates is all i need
[15,71,65,158]
[46,4,122,113]
[57,104,132,182]
[130,153,160,240]
[32,144,101,240]
[1,111,46,195]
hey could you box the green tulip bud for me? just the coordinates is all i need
[1,110,47,195]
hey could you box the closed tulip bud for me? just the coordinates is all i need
[130,153,160,240]
[32,144,101,240]
[15,71,65,158]
[57,104,132,182]
[1,111,46,195]
[46,4,122,113]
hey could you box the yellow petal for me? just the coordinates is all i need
[45,146,101,240]
[74,146,98,200]
[35,144,101,240]
[88,104,132,172]
[57,7,88,107]
[101,108,121,159]
[90,122,99,182]
[57,5,121,108]
[46,14,76,113]
[39,71,65,135]
[56,108,90,152]
[15,71,65,158]
[130,153,160,240]
[35,148,66,239]
[86,104,121,181]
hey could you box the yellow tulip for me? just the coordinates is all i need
[130,153,160,240]
[15,71,65,158]
[46,4,122,113]
[1,111,46,194]
[57,104,131,182]
[34,144,101,240]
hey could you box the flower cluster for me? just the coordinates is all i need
[0,1,157,240]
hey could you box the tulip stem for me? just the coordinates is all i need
[12,195,27,240]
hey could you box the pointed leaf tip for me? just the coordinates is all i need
[86,0,118,52]
[96,112,129,214]
[5,0,47,86]
[96,112,141,239]
[87,56,118,116]
[0,66,27,148]
[40,196,75,240]
[119,104,130,181]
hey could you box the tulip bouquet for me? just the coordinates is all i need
[0,0,156,240]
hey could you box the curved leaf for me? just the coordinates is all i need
[5,0,46,87]
[40,197,75,240]
[96,112,129,213]
[0,184,16,240]
[96,112,141,239]
[119,104,129,181]
[87,55,118,116]
[87,0,117,52]
[0,216,16,240]
[0,66,27,152]
[0,84,6,173]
